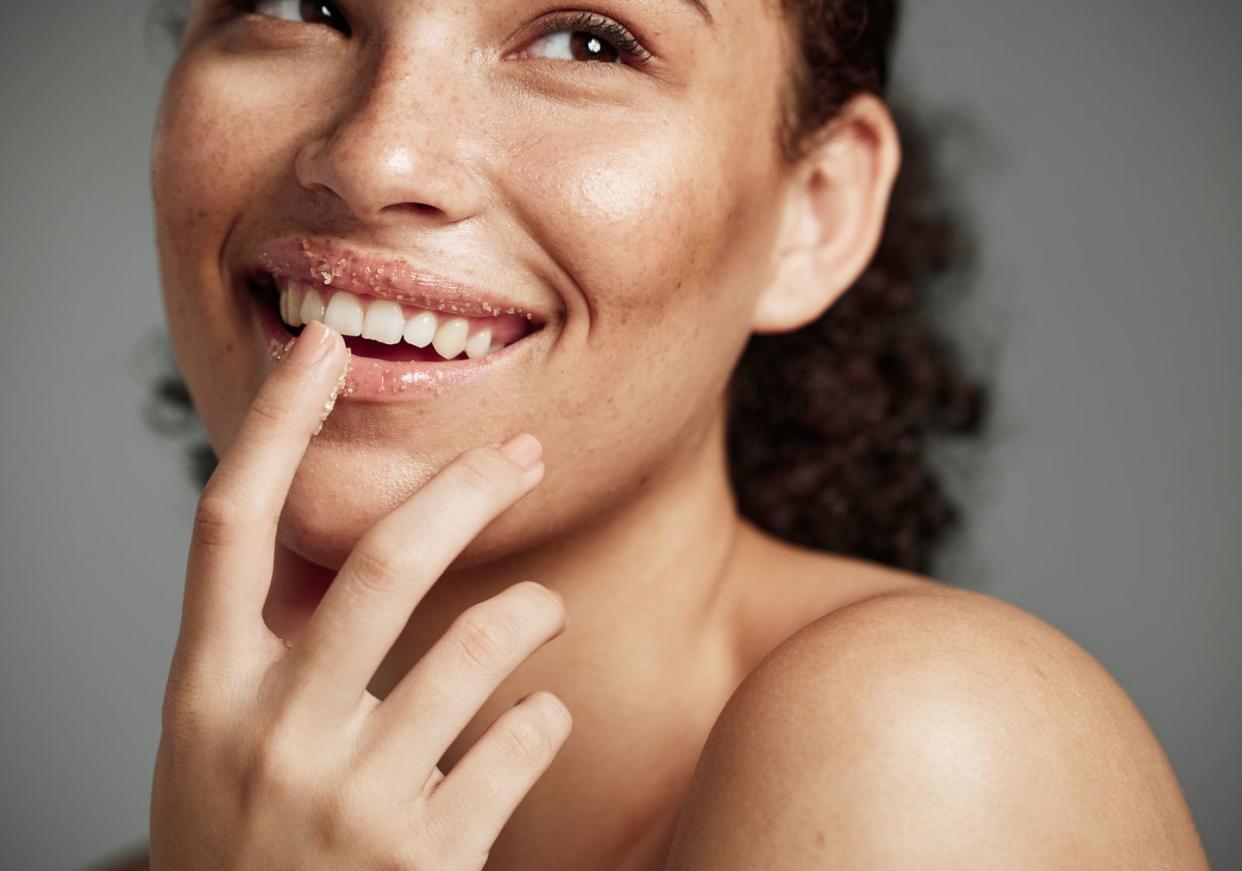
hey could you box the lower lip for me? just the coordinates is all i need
[250,286,545,402]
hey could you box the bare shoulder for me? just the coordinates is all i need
[667,581,1209,870]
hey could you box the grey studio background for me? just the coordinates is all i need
[2,1,1239,868]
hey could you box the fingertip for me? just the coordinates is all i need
[498,433,543,469]
[312,345,352,437]
[286,320,339,369]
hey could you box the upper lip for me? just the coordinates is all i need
[245,236,549,324]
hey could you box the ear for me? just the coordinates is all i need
[752,93,902,334]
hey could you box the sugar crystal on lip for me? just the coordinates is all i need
[312,347,352,437]
[269,336,295,362]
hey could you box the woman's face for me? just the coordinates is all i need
[152,0,795,569]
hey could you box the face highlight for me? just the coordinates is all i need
[151,0,795,569]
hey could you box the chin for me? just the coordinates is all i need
[273,438,566,574]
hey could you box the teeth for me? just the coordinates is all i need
[431,317,470,360]
[324,290,364,336]
[361,299,405,345]
[299,286,326,324]
[465,327,493,360]
[403,311,438,348]
[277,280,515,360]
[283,282,305,327]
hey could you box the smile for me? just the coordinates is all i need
[244,238,551,400]
[263,276,539,363]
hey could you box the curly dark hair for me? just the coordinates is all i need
[146,0,988,576]
[726,0,988,572]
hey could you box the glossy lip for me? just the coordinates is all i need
[251,288,552,403]
[240,236,555,403]
[246,236,550,325]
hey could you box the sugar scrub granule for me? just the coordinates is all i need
[312,347,352,437]
[270,336,296,362]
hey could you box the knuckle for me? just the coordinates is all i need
[243,724,306,799]
[450,607,524,673]
[451,447,514,500]
[346,540,409,596]
[501,698,566,760]
[245,388,292,429]
[191,490,246,551]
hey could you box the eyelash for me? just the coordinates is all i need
[221,2,653,69]
[226,0,350,35]
[530,11,653,69]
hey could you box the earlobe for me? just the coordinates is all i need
[751,93,902,335]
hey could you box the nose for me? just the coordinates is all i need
[293,52,485,226]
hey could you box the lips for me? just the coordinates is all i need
[248,237,549,323]
[241,237,553,401]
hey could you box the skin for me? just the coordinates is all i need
[113,0,1209,868]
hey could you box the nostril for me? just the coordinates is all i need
[382,202,445,219]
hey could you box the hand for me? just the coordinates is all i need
[149,321,571,870]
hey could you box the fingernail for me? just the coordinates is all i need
[498,433,543,469]
[287,321,336,369]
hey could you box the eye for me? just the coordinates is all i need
[232,0,351,36]
[519,12,652,68]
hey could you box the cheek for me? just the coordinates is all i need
[506,118,776,392]
[150,55,298,449]
[487,118,780,502]
[152,58,273,260]
[545,138,718,326]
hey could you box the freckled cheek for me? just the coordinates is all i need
[543,145,726,341]
[153,72,282,250]
[152,66,293,442]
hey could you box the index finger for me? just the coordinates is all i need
[179,320,349,654]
